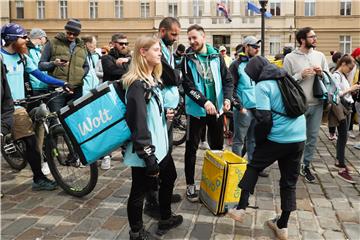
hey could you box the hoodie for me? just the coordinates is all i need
[101,48,131,81]
[283,48,329,106]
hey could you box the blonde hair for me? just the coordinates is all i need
[122,35,162,88]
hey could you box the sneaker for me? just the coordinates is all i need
[267,217,288,240]
[338,169,355,184]
[186,185,199,202]
[101,156,111,170]
[348,131,356,139]
[227,208,246,222]
[199,141,210,150]
[129,228,155,240]
[354,143,360,150]
[156,213,183,236]
[41,162,51,175]
[300,165,315,183]
[258,170,269,178]
[144,202,161,220]
[171,193,182,203]
[328,133,337,141]
[32,177,58,191]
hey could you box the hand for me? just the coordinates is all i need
[313,66,323,76]
[166,108,175,121]
[239,107,247,114]
[116,58,129,65]
[145,155,160,177]
[54,58,68,67]
[301,67,316,79]
[223,99,231,112]
[350,84,360,93]
[63,82,74,94]
[204,101,217,115]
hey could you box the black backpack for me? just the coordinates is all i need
[272,74,307,118]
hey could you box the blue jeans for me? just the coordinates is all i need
[232,109,256,162]
[303,104,323,167]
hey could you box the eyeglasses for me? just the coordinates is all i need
[66,31,79,37]
[116,42,129,46]
[249,44,260,49]
[307,35,317,39]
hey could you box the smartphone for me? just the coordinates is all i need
[60,59,68,63]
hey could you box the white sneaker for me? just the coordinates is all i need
[101,156,111,170]
[354,143,360,150]
[227,208,246,222]
[199,141,210,150]
[41,162,51,175]
[267,217,288,240]
[348,131,356,139]
[186,184,199,202]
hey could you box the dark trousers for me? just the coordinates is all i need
[184,114,224,185]
[239,140,305,212]
[336,114,350,167]
[127,154,177,232]
[48,87,83,113]
[21,135,45,182]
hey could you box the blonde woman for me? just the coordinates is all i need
[122,35,183,240]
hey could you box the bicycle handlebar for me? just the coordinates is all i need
[14,88,64,106]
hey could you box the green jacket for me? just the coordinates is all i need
[49,33,87,86]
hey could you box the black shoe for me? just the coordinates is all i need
[144,202,161,220]
[300,165,315,183]
[258,170,269,177]
[156,213,183,236]
[171,193,182,203]
[129,228,155,240]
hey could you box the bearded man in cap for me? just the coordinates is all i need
[39,19,89,112]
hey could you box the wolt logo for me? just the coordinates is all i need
[78,109,112,136]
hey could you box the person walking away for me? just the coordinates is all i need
[227,56,306,240]
[283,27,329,183]
[122,35,183,239]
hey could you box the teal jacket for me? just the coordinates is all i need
[82,52,100,95]
[123,80,168,167]
[27,43,48,90]
[181,44,233,117]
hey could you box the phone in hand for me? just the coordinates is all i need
[60,59,68,63]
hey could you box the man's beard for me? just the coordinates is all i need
[118,48,129,55]
[305,40,315,49]
[162,34,174,47]
[192,43,204,52]
[13,41,28,54]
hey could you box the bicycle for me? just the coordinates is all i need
[12,90,98,197]
[172,93,187,146]
[1,133,27,171]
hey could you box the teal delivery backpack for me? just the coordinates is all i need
[58,81,130,165]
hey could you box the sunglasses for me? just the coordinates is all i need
[249,44,260,49]
[18,35,28,40]
[66,31,79,37]
[116,42,129,46]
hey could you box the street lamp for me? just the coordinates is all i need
[259,0,268,56]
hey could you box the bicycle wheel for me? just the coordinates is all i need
[45,126,98,197]
[1,136,27,171]
[173,106,187,146]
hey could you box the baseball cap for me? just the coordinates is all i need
[29,28,47,39]
[243,36,261,47]
[1,23,27,42]
[219,46,226,52]
[351,48,360,59]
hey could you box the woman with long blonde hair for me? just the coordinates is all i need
[122,35,183,240]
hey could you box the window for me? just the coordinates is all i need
[213,35,231,50]
[269,36,281,55]
[140,0,150,18]
[215,0,230,24]
[59,0,67,19]
[244,0,255,24]
[339,35,351,54]
[190,0,203,24]
[304,0,315,16]
[270,0,281,16]
[37,0,45,19]
[89,0,98,19]
[15,0,24,19]
[168,0,178,17]
[340,0,351,16]
[115,0,123,18]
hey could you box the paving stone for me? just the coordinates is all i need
[1,201,17,211]
[37,214,64,227]
[28,206,52,217]
[301,231,324,240]
[2,209,25,221]
[317,216,341,231]
[64,208,92,223]
[15,228,44,240]
[331,199,351,210]
[47,223,75,237]
[16,196,44,209]
[84,198,102,208]
[58,200,81,211]
[113,206,127,218]
[94,188,114,200]
[255,210,276,229]
[296,199,313,211]
[89,229,118,240]
[6,184,30,195]
[102,216,127,231]
[253,228,276,239]
[314,207,336,218]
[323,230,346,240]
[66,232,91,240]
[180,199,201,212]
[190,222,213,240]
[343,222,360,240]
[311,197,332,208]
[299,219,318,232]
[213,233,233,240]
[2,217,38,236]
[297,210,314,220]
[336,210,360,223]
[214,217,232,234]
[90,207,115,219]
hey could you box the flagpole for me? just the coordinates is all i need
[259,0,268,57]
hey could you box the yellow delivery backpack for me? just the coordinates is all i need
[199,150,247,215]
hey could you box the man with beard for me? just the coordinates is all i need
[143,17,182,219]
[283,27,329,183]
[39,19,88,112]
[101,33,131,82]
[181,24,233,202]
[1,23,70,191]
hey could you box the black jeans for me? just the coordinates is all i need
[184,114,224,185]
[48,87,83,113]
[238,140,305,212]
[336,114,350,167]
[127,154,177,232]
[21,135,45,182]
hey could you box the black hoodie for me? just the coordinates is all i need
[101,48,131,81]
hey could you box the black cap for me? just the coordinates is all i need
[64,19,81,35]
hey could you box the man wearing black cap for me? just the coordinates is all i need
[39,18,89,112]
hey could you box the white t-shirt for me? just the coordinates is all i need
[333,70,354,104]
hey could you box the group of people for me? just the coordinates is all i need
[1,17,360,240]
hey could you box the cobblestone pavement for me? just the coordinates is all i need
[1,125,359,240]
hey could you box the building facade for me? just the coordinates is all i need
[2,0,360,58]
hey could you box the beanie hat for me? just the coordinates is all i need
[29,28,46,39]
[351,48,360,59]
[1,23,27,42]
[64,19,81,35]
